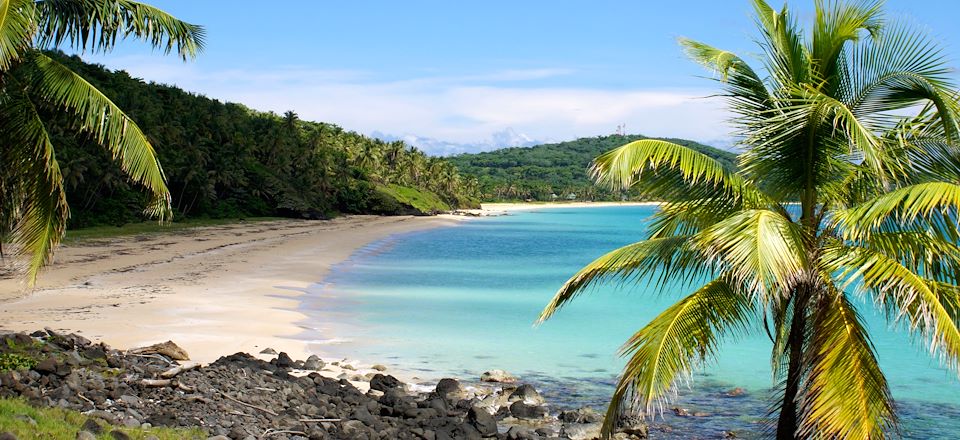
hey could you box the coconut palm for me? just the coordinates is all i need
[538,1,960,438]
[0,0,203,283]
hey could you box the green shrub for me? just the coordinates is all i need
[0,353,38,372]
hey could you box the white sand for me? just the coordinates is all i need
[0,216,457,370]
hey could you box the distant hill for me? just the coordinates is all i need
[449,135,737,201]
[36,52,479,229]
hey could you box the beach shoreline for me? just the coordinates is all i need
[0,215,460,367]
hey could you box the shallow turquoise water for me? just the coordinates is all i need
[301,206,960,438]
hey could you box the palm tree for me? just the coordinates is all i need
[538,1,960,438]
[0,1,203,283]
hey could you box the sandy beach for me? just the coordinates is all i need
[0,215,458,366]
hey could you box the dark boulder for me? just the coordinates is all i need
[467,406,498,437]
[369,373,402,392]
[509,401,547,419]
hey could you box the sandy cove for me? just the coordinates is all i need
[0,215,459,369]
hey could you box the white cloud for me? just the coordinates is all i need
[88,55,734,154]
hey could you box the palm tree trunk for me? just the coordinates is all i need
[777,288,811,439]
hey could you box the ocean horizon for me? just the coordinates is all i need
[301,206,960,439]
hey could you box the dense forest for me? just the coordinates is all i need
[42,52,479,229]
[449,134,737,201]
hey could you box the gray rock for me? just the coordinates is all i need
[559,407,602,424]
[371,364,387,371]
[303,357,324,371]
[76,432,96,440]
[563,423,601,440]
[109,431,131,440]
[468,405,498,437]
[259,348,277,355]
[509,401,547,419]
[506,426,534,440]
[34,357,57,374]
[206,436,230,440]
[480,369,517,383]
[341,420,366,437]
[0,432,16,440]
[508,384,545,406]
[81,418,104,434]
[436,378,462,396]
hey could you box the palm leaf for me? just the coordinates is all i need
[27,51,171,219]
[590,139,769,206]
[35,0,204,60]
[696,209,808,300]
[822,243,960,371]
[0,85,69,284]
[600,277,754,438]
[538,236,708,322]
[0,0,36,70]
[799,290,897,438]
[833,181,960,241]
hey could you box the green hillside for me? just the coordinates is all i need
[35,53,479,229]
[449,135,737,201]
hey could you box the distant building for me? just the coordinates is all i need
[566,193,577,200]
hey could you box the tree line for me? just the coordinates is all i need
[43,52,480,229]
[449,134,736,201]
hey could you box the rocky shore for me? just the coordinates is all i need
[0,330,653,440]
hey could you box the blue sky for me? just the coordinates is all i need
[79,1,960,154]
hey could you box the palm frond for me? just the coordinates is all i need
[538,236,708,323]
[843,21,953,117]
[590,139,768,207]
[832,181,960,241]
[751,0,809,87]
[696,209,808,301]
[600,277,754,438]
[28,51,171,220]
[0,0,36,70]
[810,0,883,84]
[799,290,897,438]
[0,85,69,284]
[35,0,204,60]
[679,38,771,115]
[822,243,960,371]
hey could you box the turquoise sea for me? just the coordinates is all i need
[301,206,960,438]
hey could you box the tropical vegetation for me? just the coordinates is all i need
[0,0,203,283]
[450,134,735,201]
[539,0,960,438]
[1,51,480,284]
[43,52,479,224]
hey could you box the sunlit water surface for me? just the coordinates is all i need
[300,206,960,439]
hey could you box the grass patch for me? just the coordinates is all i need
[0,398,205,439]
[63,217,284,243]
[377,184,451,213]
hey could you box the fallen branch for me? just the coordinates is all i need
[299,418,342,423]
[77,393,95,406]
[177,382,197,393]
[160,362,201,378]
[141,379,172,387]
[219,392,278,416]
